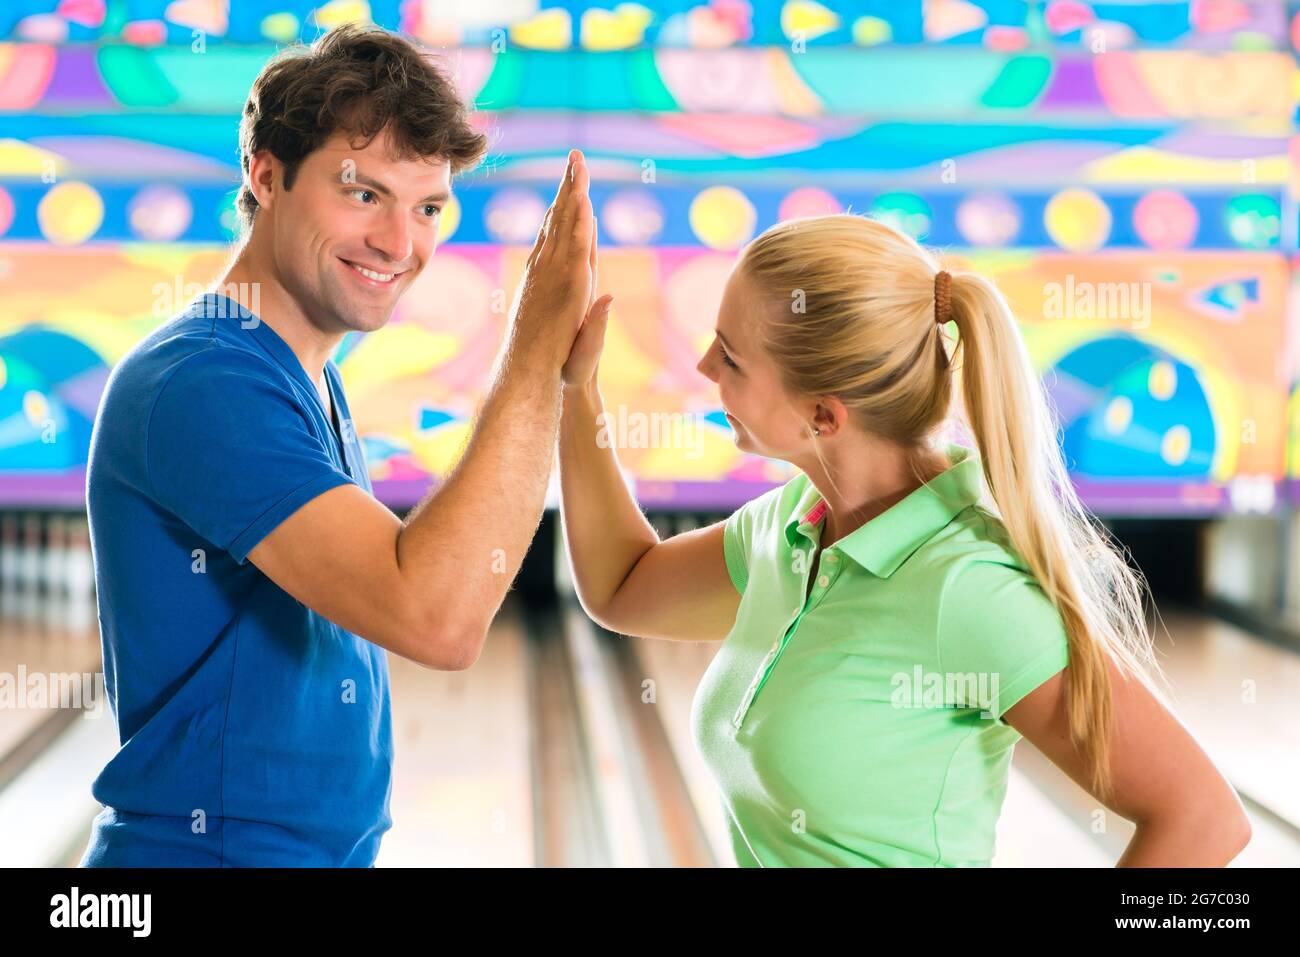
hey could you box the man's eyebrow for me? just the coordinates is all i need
[348,172,452,204]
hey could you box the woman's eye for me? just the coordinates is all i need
[719,343,738,370]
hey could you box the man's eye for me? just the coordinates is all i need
[422,204,441,218]
[349,189,376,203]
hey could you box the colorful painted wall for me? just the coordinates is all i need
[0,1,1295,514]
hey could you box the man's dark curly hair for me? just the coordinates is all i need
[236,23,489,229]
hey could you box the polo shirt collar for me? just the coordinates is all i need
[783,442,984,579]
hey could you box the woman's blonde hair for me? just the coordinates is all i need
[737,213,1167,800]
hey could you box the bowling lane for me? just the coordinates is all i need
[375,595,534,867]
[0,579,535,867]
[0,511,106,867]
[560,605,718,866]
[7,499,1296,869]
[0,696,117,867]
[627,636,735,866]
[0,619,102,766]
[1147,604,1300,829]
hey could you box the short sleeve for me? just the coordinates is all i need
[720,480,797,597]
[937,559,1070,723]
[721,506,751,596]
[146,349,355,564]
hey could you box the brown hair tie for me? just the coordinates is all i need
[934,270,952,326]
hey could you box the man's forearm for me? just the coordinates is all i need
[395,342,563,654]
[388,147,594,661]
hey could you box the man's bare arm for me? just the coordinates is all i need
[246,150,595,669]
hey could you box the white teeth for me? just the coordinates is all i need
[350,263,395,282]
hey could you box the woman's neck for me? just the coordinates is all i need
[800,435,951,546]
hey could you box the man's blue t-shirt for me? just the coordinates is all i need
[81,292,393,867]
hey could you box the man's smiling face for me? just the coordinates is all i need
[262,125,452,335]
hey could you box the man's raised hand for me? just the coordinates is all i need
[507,149,596,371]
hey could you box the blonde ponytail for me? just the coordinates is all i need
[947,271,1166,800]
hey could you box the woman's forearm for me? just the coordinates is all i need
[558,382,660,619]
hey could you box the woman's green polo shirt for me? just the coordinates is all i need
[690,443,1071,867]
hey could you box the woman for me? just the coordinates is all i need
[558,213,1250,867]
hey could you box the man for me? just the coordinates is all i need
[82,23,600,865]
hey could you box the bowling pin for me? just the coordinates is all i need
[18,512,42,624]
[43,513,70,635]
[0,513,16,619]
[64,516,95,635]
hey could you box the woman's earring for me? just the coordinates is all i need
[812,427,821,436]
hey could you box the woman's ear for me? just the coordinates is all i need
[811,396,848,437]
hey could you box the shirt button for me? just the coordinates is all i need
[825,553,839,564]
[818,575,829,588]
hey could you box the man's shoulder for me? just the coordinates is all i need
[112,301,281,401]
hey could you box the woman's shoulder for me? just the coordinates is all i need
[934,503,1033,575]
[909,503,1064,622]
[932,506,1068,641]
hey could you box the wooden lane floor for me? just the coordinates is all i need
[6,588,1296,867]
[0,613,113,867]
[0,599,535,867]
[376,596,534,867]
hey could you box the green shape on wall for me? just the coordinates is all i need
[98,47,178,107]
[477,50,676,111]
[979,56,1053,109]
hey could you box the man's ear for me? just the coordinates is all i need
[246,149,277,213]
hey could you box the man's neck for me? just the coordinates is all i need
[221,234,342,391]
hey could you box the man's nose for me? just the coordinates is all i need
[367,207,413,264]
